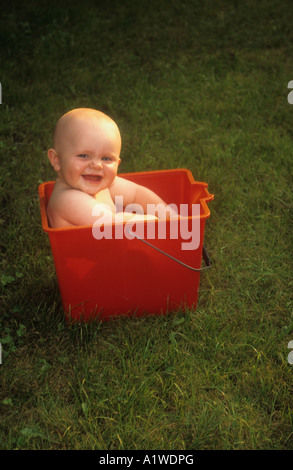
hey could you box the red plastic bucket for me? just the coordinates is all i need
[39,169,214,322]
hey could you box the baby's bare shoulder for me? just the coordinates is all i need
[47,185,99,227]
[49,185,92,209]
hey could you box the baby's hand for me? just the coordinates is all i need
[115,212,158,222]
[128,213,158,222]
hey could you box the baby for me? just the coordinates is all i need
[47,107,176,228]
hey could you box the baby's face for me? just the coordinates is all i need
[52,114,121,196]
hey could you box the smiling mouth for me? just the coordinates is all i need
[82,175,102,183]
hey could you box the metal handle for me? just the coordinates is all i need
[127,229,212,272]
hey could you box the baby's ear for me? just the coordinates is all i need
[47,149,61,171]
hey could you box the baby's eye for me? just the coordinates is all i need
[78,154,88,159]
[102,156,112,161]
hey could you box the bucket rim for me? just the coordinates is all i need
[38,169,214,233]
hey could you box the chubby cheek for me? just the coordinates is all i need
[104,165,119,181]
[66,162,85,180]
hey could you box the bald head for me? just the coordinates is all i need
[53,108,121,154]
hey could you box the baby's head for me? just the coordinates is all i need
[48,108,122,195]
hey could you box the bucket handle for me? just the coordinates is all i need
[126,229,212,272]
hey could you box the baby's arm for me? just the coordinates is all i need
[110,177,178,219]
[47,189,113,227]
[47,187,157,228]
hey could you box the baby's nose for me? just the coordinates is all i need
[91,158,103,169]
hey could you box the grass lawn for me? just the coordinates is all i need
[0,0,292,450]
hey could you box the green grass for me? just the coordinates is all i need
[1,0,293,450]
